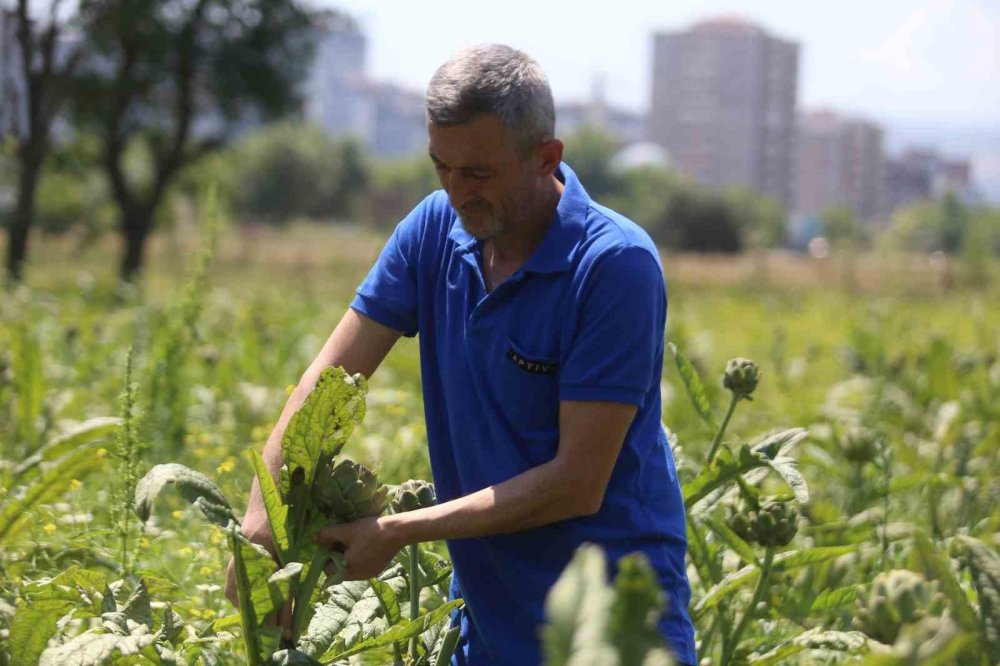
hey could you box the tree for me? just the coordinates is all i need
[232,122,370,224]
[71,0,317,281]
[367,155,439,231]
[3,0,85,283]
[822,205,869,251]
[723,187,786,250]
[561,124,621,202]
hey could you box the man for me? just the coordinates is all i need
[230,44,697,665]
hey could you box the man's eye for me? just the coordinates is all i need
[469,171,491,180]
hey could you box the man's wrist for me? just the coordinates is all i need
[379,512,416,550]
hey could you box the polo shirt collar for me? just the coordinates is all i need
[447,162,590,274]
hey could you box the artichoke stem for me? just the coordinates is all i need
[292,547,330,641]
[723,547,774,665]
[408,543,420,661]
[707,393,740,465]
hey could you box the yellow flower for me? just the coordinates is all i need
[96,448,108,459]
[69,479,83,491]
[285,384,296,396]
[180,546,194,557]
[139,537,150,548]
[199,566,214,577]
[172,510,185,520]
[43,523,57,535]
[216,458,236,475]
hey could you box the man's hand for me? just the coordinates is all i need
[314,516,404,581]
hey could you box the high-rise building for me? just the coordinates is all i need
[650,17,799,206]
[884,149,978,212]
[795,110,884,220]
[370,81,426,158]
[303,10,372,142]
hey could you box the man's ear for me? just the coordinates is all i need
[537,138,564,177]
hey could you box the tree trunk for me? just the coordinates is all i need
[4,152,43,283]
[119,208,152,283]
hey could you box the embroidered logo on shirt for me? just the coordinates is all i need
[506,347,557,375]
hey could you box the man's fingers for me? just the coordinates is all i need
[314,524,348,546]
[224,558,238,607]
[278,601,292,641]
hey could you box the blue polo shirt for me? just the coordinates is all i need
[350,163,696,665]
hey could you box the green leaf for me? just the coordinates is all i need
[297,580,371,657]
[610,553,666,666]
[369,578,401,626]
[120,579,153,628]
[751,428,809,459]
[809,585,858,612]
[0,438,109,544]
[910,533,978,632]
[953,536,1000,663]
[695,545,856,619]
[11,320,43,454]
[269,648,324,665]
[279,367,367,495]
[683,443,766,510]
[248,448,290,562]
[134,463,235,527]
[542,545,618,666]
[668,343,716,428]
[763,455,810,505]
[230,526,278,666]
[321,599,464,661]
[9,417,121,489]
[431,625,462,666]
[704,514,760,567]
[38,630,159,665]
[748,628,868,665]
[9,599,75,666]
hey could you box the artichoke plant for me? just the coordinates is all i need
[725,500,799,548]
[315,458,388,523]
[838,425,879,464]
[854,569,936,644]
[753,500,799,547]
[723,358,761,401]
[390,479,437,514]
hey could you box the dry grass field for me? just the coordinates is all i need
[8,222,993,300]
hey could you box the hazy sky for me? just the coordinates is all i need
[320,0,999,128]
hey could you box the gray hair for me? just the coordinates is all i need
[426,44,555,154]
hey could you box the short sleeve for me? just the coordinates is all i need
[349,205,424,337]
[559,246,666,406]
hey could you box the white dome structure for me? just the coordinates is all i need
[610,141,672,172]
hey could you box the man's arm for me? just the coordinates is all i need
[315,399,637,580]
[226,308,402,602]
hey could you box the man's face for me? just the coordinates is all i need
[427,114,537,240]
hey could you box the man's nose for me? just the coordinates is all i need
[443,172,478,205]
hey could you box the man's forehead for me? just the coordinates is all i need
[427,115,517,162]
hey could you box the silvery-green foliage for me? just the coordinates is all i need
[543,545,671,666]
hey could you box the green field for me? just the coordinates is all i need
[1,222,998,664]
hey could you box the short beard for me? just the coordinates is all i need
[458,212,506,240]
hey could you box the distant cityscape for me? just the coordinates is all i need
[1,8,987,226]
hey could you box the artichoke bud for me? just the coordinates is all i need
[723,358,761,400]
[839,425,879,463]
[752,500,798,547]
[853,570,933,644]
[390,479,437,513]
[315,458,387,523]
[725,504,758,543]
